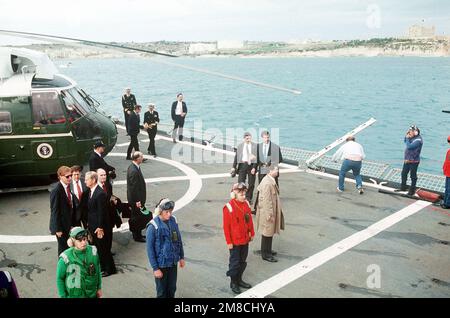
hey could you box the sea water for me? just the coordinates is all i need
[62,56,450,175]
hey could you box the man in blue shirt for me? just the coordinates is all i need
[146,199,185,298]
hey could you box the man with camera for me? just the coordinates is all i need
[400,125,423,196]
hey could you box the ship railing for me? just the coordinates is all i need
[154,123,445,194]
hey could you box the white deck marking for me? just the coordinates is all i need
[237,199,431,298]
[0,152,202,243]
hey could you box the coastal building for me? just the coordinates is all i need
[217,40,244,50]
[188,42,217,54]
[408,24,435,38]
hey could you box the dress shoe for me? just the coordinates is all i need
[230,282,241,294]
[126,157,132,160]
[262,256,278,262]
[101,271,111,277]
[238,279,252,289]
[142,158,148,162]
[134,237,146,243]
[271,251,277,256]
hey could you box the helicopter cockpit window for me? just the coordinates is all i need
[60,90,85,122]
[0,112,12,134]
[68,88,96,112]
[31,92,66,126]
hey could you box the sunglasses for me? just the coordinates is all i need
[63,174,72,178]
[160,200,175,211]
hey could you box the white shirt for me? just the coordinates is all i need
[263,142,270,159]
[72,180,83,200]
[332,141,366,162]
[175,101,183,115]
[90,185,99,198]
[94,150,102,157]
[242,143,252,163]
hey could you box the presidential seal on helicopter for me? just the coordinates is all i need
[0,47,118,187]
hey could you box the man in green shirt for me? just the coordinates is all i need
[56,227,102,298]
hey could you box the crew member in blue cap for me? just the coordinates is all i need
[146,198,185,298]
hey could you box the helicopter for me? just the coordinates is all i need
[0,47,118,186]
[0,30,301,188]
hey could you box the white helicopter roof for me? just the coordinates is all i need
[0,47,59,79]
[0,73,34,97]
[0,47,70,98]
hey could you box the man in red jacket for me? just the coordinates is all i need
[223,182,255,294]
[442,136,450,209]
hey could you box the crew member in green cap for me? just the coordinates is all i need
[56,227,102,298]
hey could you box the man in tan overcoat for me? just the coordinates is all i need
[255,165,284,262]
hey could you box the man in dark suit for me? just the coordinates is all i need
[127,105,142,160]
[127,151,149,242]
[231,132,258,203]
[49,166,76,256]
[257,130,283,185]
[122,87,137,135]
[143,103,160,156]
[70,165,88,228]
[89,141,116,181]
[171,93,187,142]
[97,168,116,254]
[85,171,116,277]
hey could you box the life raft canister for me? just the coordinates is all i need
[415,189,441,203]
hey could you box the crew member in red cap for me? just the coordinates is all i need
[441,136,450,209]
[223,182,255,294]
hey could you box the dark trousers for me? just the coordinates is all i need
[155,266,178,298]
[129,206,151,238]
[127,134,139,158]
[172,116,185,141]
[401,162,419,193]
[91,231,116,274]
[226,244,248,280]
[261,235,273,258]
[444,176,450,206]
[238,163,256,202]
[56,233,69,257]
[106,226,113,253]
[124,111,130,134]
[147,128,157,155]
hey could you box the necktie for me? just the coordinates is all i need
[102,183,107,193]
[76,181,82,201]
[66,185,72,207]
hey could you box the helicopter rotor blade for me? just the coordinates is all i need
[0,29,302,95]
[0,29,176,57]
[443,110,450,113]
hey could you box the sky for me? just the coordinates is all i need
[0,0,449,43]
